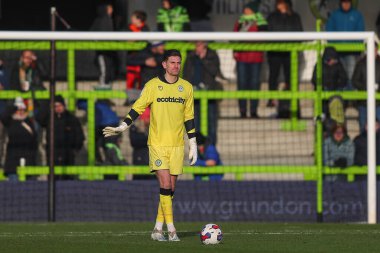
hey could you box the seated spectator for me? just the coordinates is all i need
[36,95,85,167]
[233,1,267,118]
[130,108,150,166]
[103,135,128,166]
[312,47,348,91]
[77,99,119,164]
[352,43,380,132]
[157,0,191,32]
[354,120,380,166]
[10,50,45,92]
[323,124,355,168]
[1,98,38,181]
[129,108,154,180]
[193,132,223,181]
[183,41,221,145]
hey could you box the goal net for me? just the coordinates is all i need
[0,31,377,224]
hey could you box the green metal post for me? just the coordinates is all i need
[315,39,324,222]
[200,97,208,136]
[67,49,76,111]
[290,50,299,128]
[87,97,96,166]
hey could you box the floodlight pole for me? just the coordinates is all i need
[48,6,56,222]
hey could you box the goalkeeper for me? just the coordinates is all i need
[103,49,197,242]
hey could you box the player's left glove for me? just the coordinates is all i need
[189,137,197,165]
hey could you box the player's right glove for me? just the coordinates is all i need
[189,137,198,165]
[103,122,130,137]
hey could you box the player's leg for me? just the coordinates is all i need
[166,146,184,241]
[149,146,169,241]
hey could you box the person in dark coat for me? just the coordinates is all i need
[1,98,37,181]
[127,41,165,87]
[183,41,222,145]
[267,0,303,118]
[129,108,150,166]
[312,47,348,91]
[36,95,85,166]
[377,11,380,37]
[129,108,154,180]
[352,43,380,132]
[90,3,117,87]
[354,120,380,166]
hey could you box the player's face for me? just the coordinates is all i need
[163,56,181,77]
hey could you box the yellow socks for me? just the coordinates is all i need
[160,193,173,224]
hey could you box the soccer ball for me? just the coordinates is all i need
[200,224,223,245]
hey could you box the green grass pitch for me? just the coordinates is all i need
[0,222,379,253]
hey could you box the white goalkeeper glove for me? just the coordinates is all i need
[189,137,197,165]
[103,122,129,137]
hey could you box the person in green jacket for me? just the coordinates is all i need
[157,0,191,32]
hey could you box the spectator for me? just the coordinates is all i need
[124,10,150,99]
[10,50,44,92]
[352,43,380,132]
[1,98,37,181]
[323,124,355,168]
[127,41,165,88]
[77,99,119,164]
[129,108,150,166]
[129,108,154,180]
[354,120,380,166]
[126,10,150,32]
[377,11,380,37]
[0,59,10,166]
[36,95,85,167]
[312,47,348,91]
[193,132,223,181]
[233,1,267,118]
[267,0,303,118]
[156,0,191,32]
[180,0,214,31]
[103,135,128,166]
[183,41,221,144]
[90,3,117,88]
[326,0,365,87]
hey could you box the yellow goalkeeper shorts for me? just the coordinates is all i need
[149,145,184,175]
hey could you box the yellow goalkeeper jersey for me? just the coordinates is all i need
[131,75,194,147]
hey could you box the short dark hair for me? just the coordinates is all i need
[132,10,147,22]
[163,49,182,62]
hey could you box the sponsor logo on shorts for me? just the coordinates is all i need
[156,97,185,104]
[155,159,162,167]
[178,85,184,92]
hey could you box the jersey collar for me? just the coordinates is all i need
[158,73,178,84]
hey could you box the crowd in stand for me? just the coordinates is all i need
[0,0,379,181]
